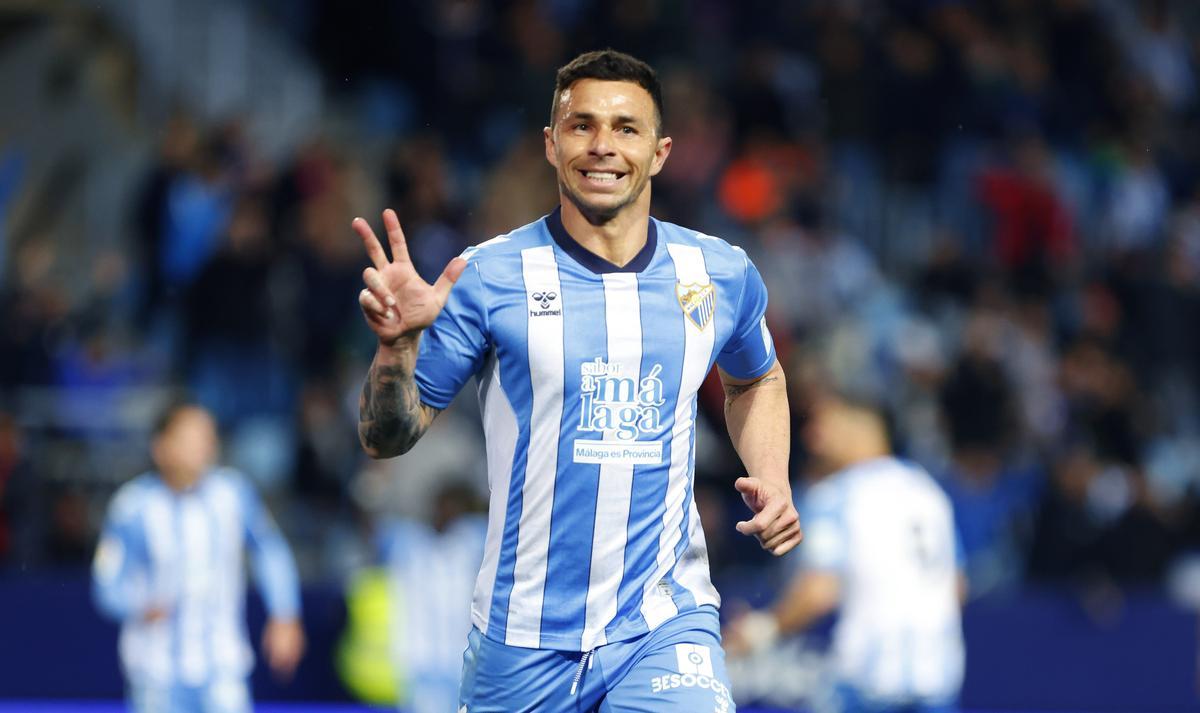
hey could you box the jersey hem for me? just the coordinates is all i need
[471,602,719,652]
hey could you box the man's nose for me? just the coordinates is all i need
[589,129,616,156]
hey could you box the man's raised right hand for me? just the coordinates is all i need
[353,209,467,347]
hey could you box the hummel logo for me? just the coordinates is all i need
[528,289,562,318]
[531,291,557,309]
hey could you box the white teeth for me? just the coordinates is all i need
[584,171,619,181]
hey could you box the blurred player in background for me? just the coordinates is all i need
[381,481,487,713]
[92,403,305,713]
[353,49,800,711]
[725,383,965,713]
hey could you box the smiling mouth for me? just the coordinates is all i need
[578,169,627,185]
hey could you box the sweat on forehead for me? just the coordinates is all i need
[552,80,662,134]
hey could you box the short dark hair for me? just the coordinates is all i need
[551,49,664,134]
[152,400,200,438]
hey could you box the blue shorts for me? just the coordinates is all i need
[459,606,736,712]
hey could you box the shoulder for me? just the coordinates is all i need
[655,219,752,278]
[107,473,158,522]
[800,477,849,518]
[855,457,951,508]
[205,467,259,506]
[459,215,551,266]
[448,514,488,542]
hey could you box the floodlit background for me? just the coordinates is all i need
[1,0,1199,711]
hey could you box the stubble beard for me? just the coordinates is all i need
[559,174,647,226]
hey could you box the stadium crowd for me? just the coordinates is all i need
[2,0,1200,611]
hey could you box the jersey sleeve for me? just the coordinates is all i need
[716,254,776,380]
[239,476,302,619]
[414,260,490,409]
[795,484,847,574]
[91,487,152,621]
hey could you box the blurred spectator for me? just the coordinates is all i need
[976,132,1075,295]
[0,131,25,285]
[133,113,198,330]
[938,309,1042,593]
[184,193,292,427]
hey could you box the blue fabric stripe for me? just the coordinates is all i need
[667,395,700,611]
[484,256,536,641]
[539,264,604,647]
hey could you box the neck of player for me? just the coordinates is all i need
[559,185,652,267]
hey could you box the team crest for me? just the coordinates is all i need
[676,282,716,330]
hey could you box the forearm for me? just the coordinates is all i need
[358,336,439,458]
[723,361,791,490]
[773,572,840,635]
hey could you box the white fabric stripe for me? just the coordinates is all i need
[178,497,210,684]
[471,354,517,632]
[582,273,641,648]
[507,245,564,647]
[674,498,721,607]
[642,244,715,628]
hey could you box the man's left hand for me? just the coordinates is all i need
[262,617,306,680]
[734,476,802,556]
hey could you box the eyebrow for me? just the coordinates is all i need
[565,112,644,126]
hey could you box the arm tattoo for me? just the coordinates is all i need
[358,362,438,458]
[723,375,780,400]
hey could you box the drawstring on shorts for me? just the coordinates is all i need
[569,649,595,695]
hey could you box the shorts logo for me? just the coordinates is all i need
[528,290,561,317]
[651,643,731,710]
[675,644,714,677]
[676,282,716,330]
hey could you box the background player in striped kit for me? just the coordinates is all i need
[353,49,801,711]
[380,481,487,713]
[92,403,305,713]
[724,379,965,713]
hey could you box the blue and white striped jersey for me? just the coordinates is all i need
[797,457,964,704]
[380,515,487,712]
[415,208,776,652]
[92,468,301,685]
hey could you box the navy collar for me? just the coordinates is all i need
[544,206,657,274]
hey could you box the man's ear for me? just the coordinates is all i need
[544,126,558,169]
[649,135,673,177]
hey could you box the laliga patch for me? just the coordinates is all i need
[675,643,714,677]
[676,282,716,330]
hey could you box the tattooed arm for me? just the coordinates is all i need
[720,360,802,556]
[352,210,465,459]
[358,338,442,458]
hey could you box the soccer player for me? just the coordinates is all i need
[381,482,488,713]
[724,385,965,713]
[92,403,305,713]
[353,49,801,712]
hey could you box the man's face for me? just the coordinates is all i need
[545,79,671,225]
[153,407,218,490]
